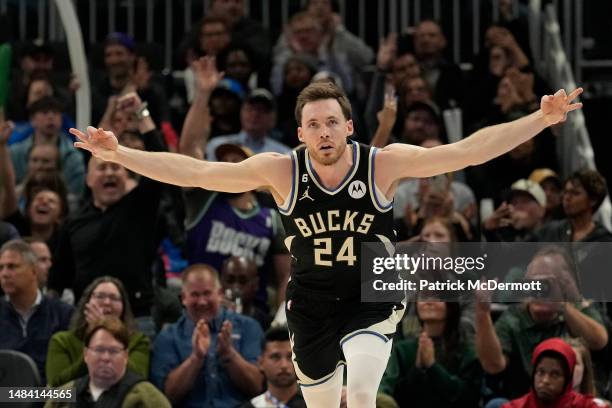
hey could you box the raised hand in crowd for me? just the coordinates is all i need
[97,95,119,130]
[474,277,494,314]
[371,89,398,147]
[486,26,529,68]
[192,55,224,97]
[483,201,513,230]
[83,299,106,326]
[377,33,397,72]
[505,68,537,105]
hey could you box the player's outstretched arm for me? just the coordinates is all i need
[71,126,288,194]
[378,88,582,182]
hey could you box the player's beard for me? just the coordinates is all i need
[308,140,346,166]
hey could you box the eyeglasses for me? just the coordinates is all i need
[91,292,122,303]
[87,346,125,357]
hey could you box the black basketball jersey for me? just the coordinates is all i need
[278,140,395,300]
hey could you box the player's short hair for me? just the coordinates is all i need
[261,326,290,351]
[566,169,607,212]
[294,81,352,126]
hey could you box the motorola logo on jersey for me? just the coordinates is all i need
[348,180,366,199]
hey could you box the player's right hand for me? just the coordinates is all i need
[71,126,119,161]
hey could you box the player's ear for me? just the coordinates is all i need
[297,126,304,143]
[346,120,354,136]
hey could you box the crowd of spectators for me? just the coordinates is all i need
[1,0,611,406]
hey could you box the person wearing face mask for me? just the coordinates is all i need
[45,277,150,387]
[150,264,264,407]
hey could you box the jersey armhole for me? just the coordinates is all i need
[368,147,393,213]
[278,150,299,215]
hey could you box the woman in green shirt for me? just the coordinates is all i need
[45,276,150,386]
[379,300,483,407]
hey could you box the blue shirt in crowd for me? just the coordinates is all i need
[150,308,264,408]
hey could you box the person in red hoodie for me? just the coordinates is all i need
[503,338,601,408]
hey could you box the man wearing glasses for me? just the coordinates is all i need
[45,318,170,408]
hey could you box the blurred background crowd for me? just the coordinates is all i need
[1,0,612,407]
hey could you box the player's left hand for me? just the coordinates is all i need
[217,320,235,361]
[541,88,583,126]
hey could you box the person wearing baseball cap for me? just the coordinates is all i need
[214,142,253,163]
[400,100,444,146]
[483,178,546,242]
[206,88,290,161]
[529,168,564,221]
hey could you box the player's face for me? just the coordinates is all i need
[259,340,296,388]
[298,98,353,166]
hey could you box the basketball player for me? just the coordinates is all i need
[71,72,582,407]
